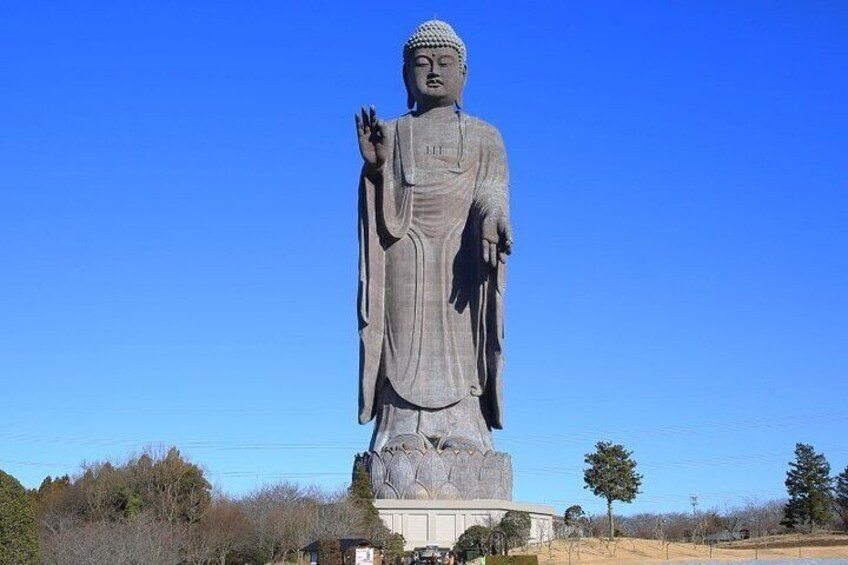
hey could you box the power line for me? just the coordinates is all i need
[3,410,844,451]
[500,410,848,446]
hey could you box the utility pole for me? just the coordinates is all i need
[690,495,699,548]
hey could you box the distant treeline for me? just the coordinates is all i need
[4,441,847,564]
[23,446,393,565]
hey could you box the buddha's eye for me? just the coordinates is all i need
[437,55,455,67]
[414,56,431,67]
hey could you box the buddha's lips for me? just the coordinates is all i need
[427,79,444,87]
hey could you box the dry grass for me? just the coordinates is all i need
[524,534,848,563]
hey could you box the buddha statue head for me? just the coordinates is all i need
[402,20,467,111]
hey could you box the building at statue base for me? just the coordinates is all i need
[375,499,555,550]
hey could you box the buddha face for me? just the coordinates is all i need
[404,46,466,109]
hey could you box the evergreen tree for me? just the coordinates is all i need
[0,470,41,565]
[500,510,531,552]
[56,447,211,523]
[382,532,407,565]
[782,443,833,530]
[455,525,496,557]
[583,441,642,540]
[350,460,383,538]
[563,504,587,536]
[29,474,71,519]
[563,504,585,527]
[833,465,848,530]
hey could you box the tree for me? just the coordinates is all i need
[350,461,406,552]
[536,519,555,563]
[382,533,406,565]
[499,510,531,552]
[833,465,848,530]
[350,460,382,537]
[30,475,72,515]
[563,505,586,533]
[617,512,656,539]
[318,538,343,565]
[240,482,310,564]
[314,494,367,540]
[583,441,642,540]
[0,470,41,565]
[41,513,184,565]
[50,447,212,524]
[782,443,833,530]
[740,497,784,538]
[186,496,251,565]
[455,524,496,557]
[140,447,212,524]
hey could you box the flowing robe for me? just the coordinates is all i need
[358,111,509,451]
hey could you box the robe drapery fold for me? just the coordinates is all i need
[358,111,509,435]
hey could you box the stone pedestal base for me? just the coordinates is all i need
[355,450,512,500]
[375,499,555,550]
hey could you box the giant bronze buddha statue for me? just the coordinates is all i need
[355,20,513,500]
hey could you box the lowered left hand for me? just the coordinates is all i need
[481,213,513,268]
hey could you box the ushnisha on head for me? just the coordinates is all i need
[402,20,467,111]
[403,20,467,67]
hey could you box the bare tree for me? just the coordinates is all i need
[654,514,666,545]
[536,520,555,564]
[584,512,606,538]
[617,513,656,539]
[741,497,786,538]
[660,512,692,541]
[41,513,185,565]
[241,482,306,564]
[239,482,367,564]
[184,495,251,565]
[311,490,367,540]
[552,517,569,540]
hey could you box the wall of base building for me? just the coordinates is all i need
[374,499,555,551]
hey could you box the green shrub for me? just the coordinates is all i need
[0,470,41,565]
[486,555,538,565]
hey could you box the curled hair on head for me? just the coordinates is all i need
[402,19,467,67]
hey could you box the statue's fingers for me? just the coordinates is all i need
[370,105,378,124]
[372,118,384,141]
[489,242,499,268]
[361,107,371,130]
[355,113,364,135]
[504,222,514,246]
[499,221,513,255]
[482,239,490,265]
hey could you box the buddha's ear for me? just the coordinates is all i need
[402,65,415,110]
[456,64,468,108]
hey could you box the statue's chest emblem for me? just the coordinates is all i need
[396,115,467,185]
[415,142,459,166]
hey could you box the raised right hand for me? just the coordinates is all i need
[355,105,387,170]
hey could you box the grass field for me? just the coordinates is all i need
[522,534,848,563]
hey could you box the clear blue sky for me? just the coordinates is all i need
[1,1,846,517]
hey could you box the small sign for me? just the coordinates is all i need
[356,547,374,565]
